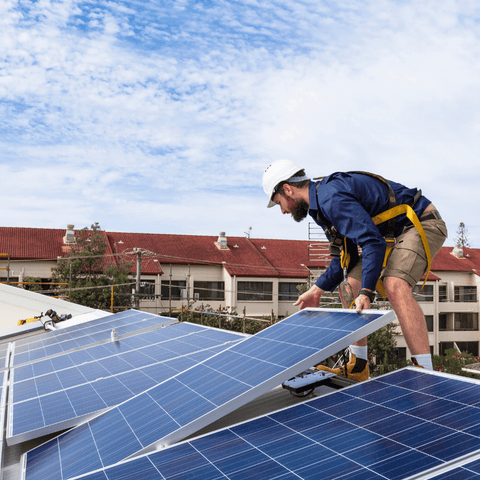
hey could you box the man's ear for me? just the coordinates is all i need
[282,184,295,198]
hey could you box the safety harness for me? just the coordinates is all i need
[314,172,432,303]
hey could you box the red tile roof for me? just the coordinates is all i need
[0,227,66,260]
[422,272,441,281]
[431,247,480,276]
[106,232,326,278]
[2,227,478,280]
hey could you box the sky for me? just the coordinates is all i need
[1,0,479,247]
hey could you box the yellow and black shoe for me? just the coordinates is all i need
[411,357,425,369]
[316,353,369,382]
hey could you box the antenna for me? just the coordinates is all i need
[245,226,252,238]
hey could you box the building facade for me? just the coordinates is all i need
[0,226,330,324]
[394,244,480,359]
[0,225,478,359]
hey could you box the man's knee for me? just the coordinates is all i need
[384,276,413,300]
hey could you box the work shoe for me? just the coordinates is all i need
[411,357,424,368]
[316,353,369,382]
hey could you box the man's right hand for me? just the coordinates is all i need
[293,285,324,310]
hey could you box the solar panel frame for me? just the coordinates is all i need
[7,323,247,445]
[136,307,396,453]
[0,368,8,480]
[59,367,480,480]
[21,307,396,480]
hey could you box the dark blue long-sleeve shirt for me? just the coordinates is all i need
[309,172,431,292]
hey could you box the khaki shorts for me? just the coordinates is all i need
[348,216,448,288]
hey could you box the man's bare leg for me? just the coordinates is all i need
[317,276,369,380]
[339,277,367,347]
[384,276,430,355]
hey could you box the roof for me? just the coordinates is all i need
[0,227,67,260]
[107,232,320,277]
[0,283,106,333]
[2,226,480,280]
[431,246,480,276]
[422,272,441,281]
[0,227,330,279]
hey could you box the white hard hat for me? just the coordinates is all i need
[262,159,304,208]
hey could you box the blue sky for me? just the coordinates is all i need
[1,0,479,246]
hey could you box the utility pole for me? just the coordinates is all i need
[132,248,142,309]
[169,264,172,316]
[0,254,10,284]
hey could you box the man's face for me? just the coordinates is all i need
[273,193,309,222]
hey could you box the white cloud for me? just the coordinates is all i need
[1,0,479,246]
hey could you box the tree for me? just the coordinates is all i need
[51,223,133,310]
[367,323,404,376]
[454,222,471,248]
[432,349,478,378]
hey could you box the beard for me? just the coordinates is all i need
[291,199,309,222]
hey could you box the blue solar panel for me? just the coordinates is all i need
[0,369,7,480]
[22,307,395,480]
[45,367,480,480]
[0,343,9,369]
[8,322,246,445]
[12,310,175,366]
[0,370,5,406]
[429,459,480,479]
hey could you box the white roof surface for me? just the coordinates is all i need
[0,283,106,332]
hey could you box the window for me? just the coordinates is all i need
[439,285,447,302]
[412,284,433,302]
[139,280,156,300]
[439,314,447,331]
[391,347,406,361]
[425,315,434,332]
[237,282,272,301]
[454,313,478,331]
[456,342,479,356]
[279,282,304,301]
[439,342,454,356]
[439,341,479,357]
[194,281,225,301]
[161,280,186,301]
[455,286,477,302]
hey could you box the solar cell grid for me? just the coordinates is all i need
[0,343,9,369]
[59,368,480,480]
[8,323,246,444]
[22,308,395,480]
[12,310,174,366]
[0,369,7,480]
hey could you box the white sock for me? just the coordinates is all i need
[350,345,368,362]
[412,354,433,370]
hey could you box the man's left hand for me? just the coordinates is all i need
[355,294,371,313]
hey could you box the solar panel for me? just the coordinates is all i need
[45,367,480,480]
[21,307,395,480]
[0,369,7,480]
[429,459,480,479]
[0,343,9,369]
[8,322,246,445]
[11,310,176,367]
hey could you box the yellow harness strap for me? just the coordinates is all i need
[372,204,432,297]
[340,237,350,271]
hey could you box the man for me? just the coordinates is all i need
[263,159,447,381]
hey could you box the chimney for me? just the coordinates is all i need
[63,224,75,245]
[451,244,464,258]
[216,232,229,250]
